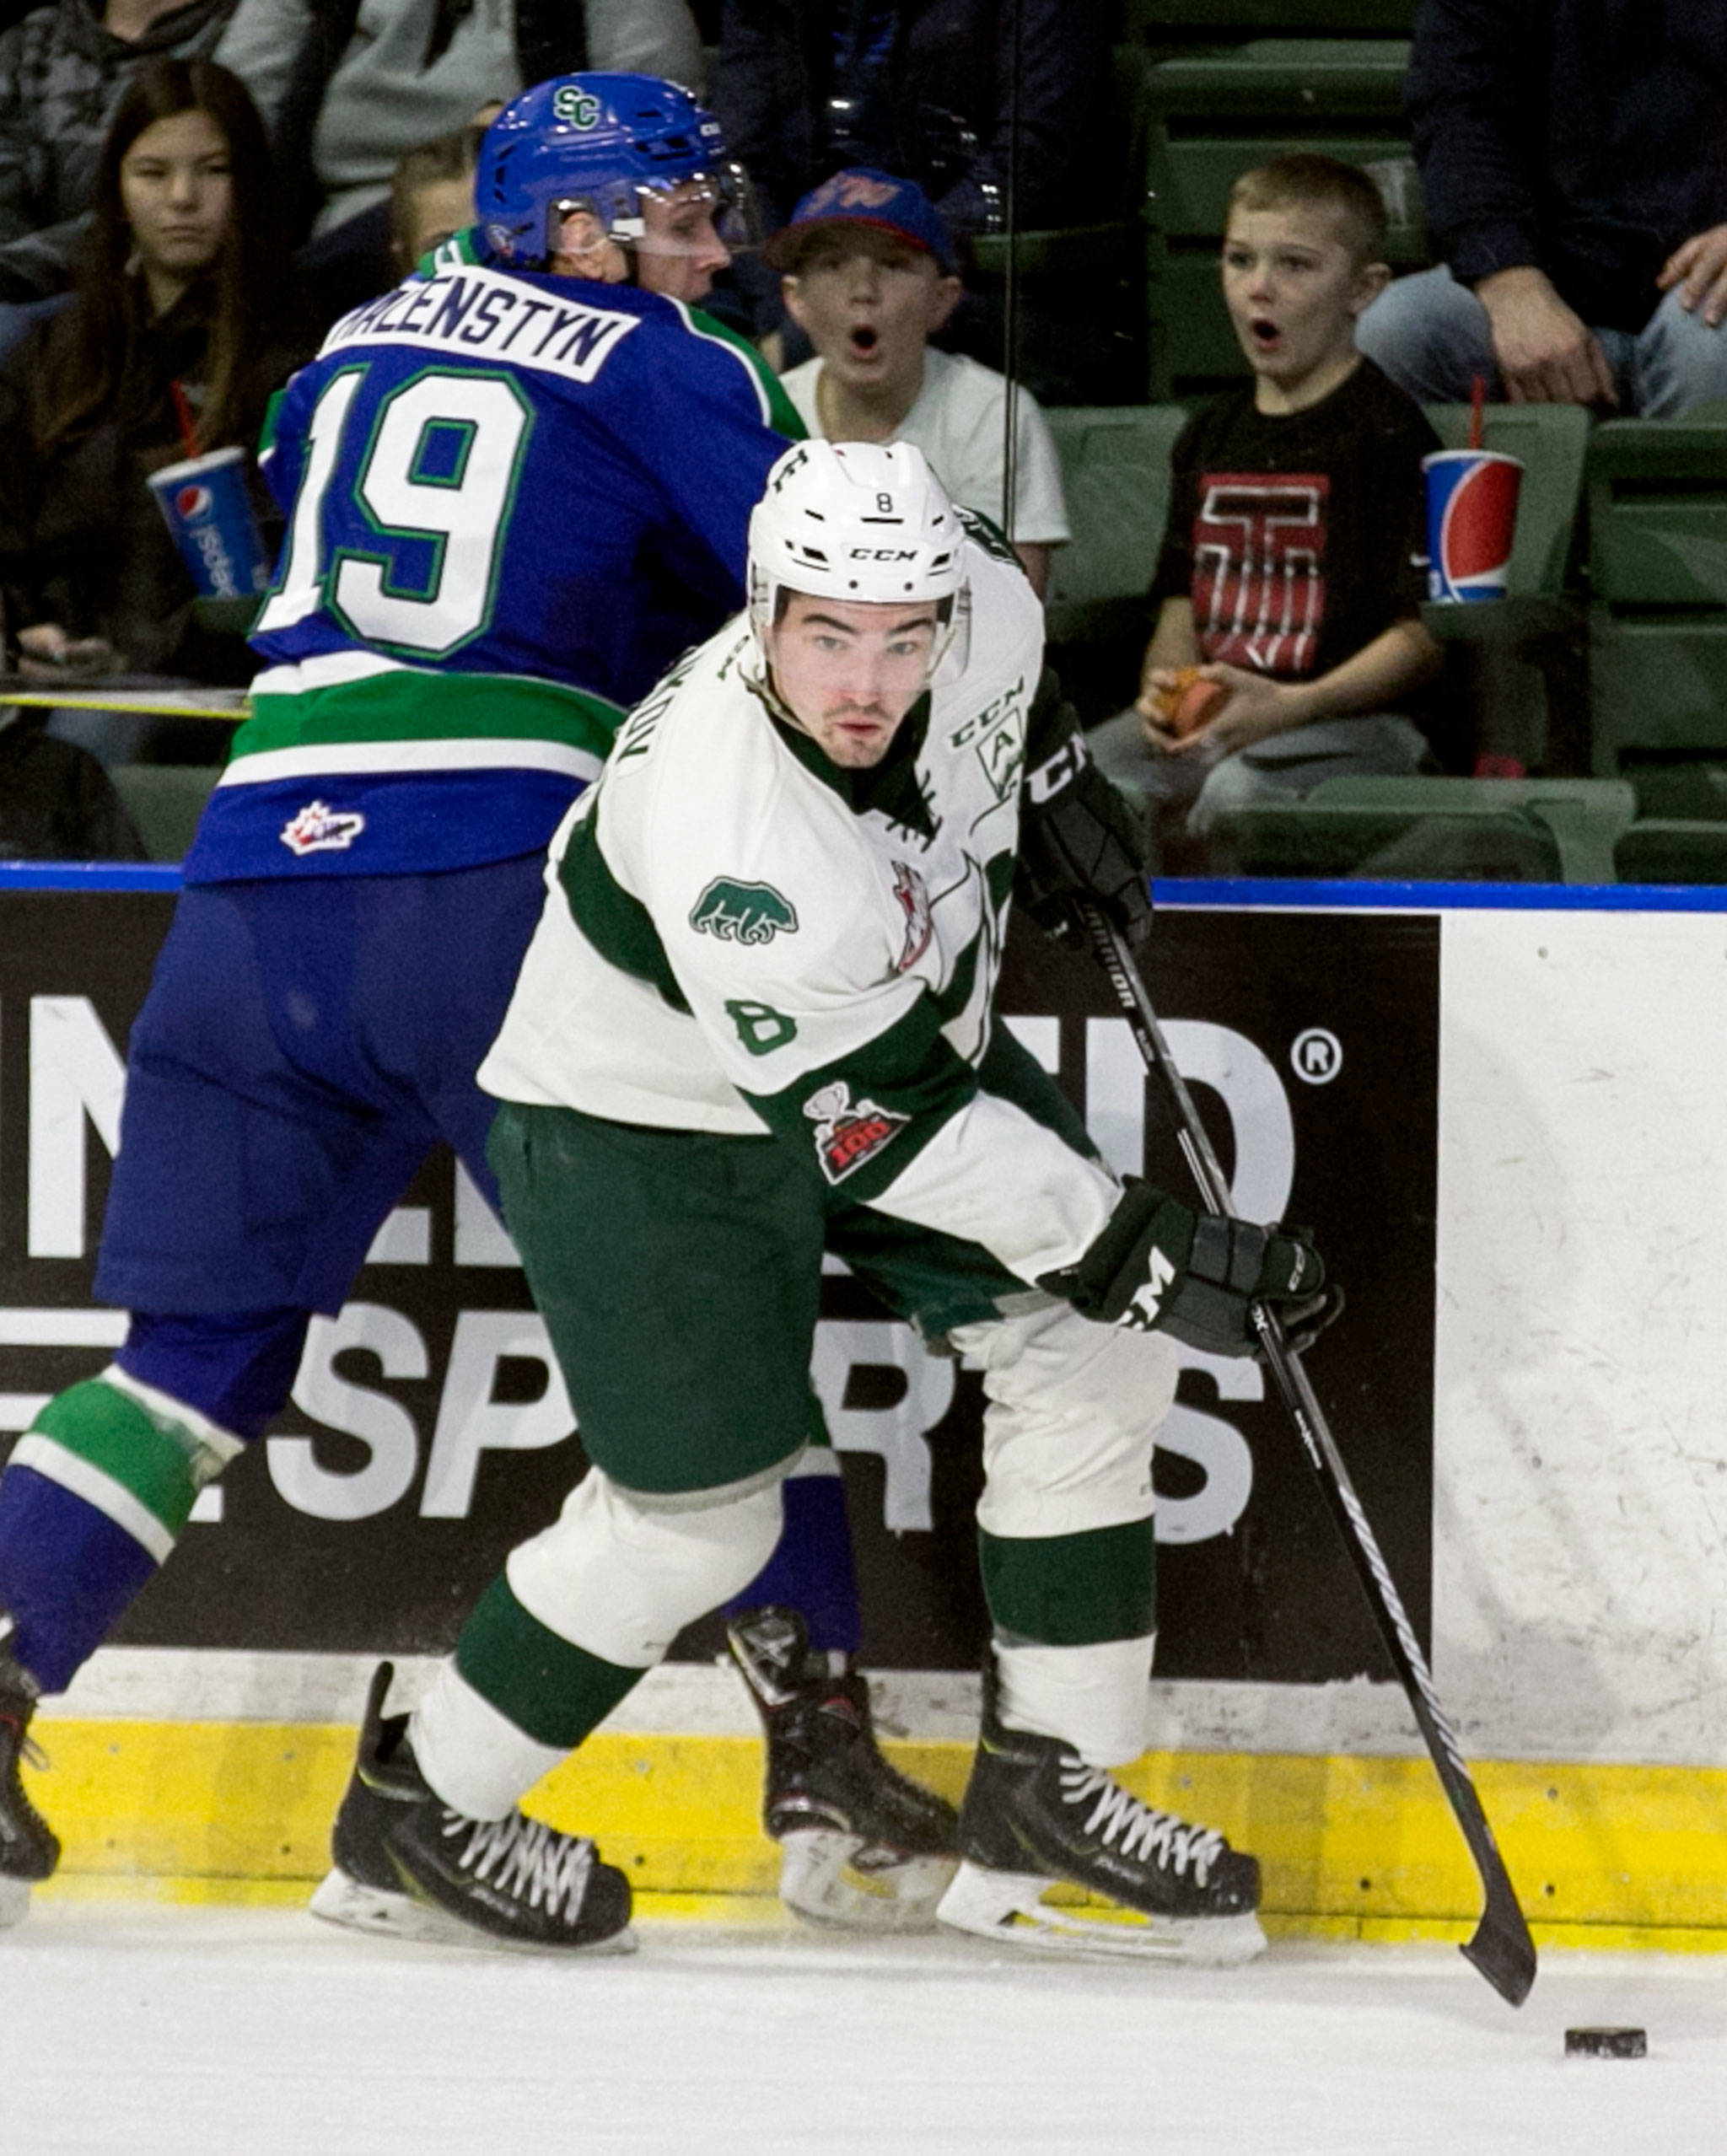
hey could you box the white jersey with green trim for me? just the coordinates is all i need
[480,535,1119,1288]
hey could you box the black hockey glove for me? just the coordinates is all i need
[1015,670,1152,949]
[1039,1178,1330,1359]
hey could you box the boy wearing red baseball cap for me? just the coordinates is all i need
[770,169,1068,595]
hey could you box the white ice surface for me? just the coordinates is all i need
[6,1905,1726,2155]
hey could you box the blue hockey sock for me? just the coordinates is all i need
[0,1357,254,1696]
[0,1466,159,1694]
[724,1451,862,1657]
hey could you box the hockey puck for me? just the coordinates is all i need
[1564,2027,1646,2059]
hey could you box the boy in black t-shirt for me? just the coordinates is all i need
[1091,154,1444,853]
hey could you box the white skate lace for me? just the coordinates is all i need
[1057,1762,1225,1885]
[441,1809,595,1923]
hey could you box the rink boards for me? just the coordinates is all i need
[4,868,1727,1945]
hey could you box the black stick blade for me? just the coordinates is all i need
[1461,1904,1538,2007]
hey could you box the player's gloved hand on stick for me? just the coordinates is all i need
[1015,670,1152,948]
[1040,1177,1330,1358]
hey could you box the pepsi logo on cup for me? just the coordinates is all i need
[1422,449,1523,604]
[174,483,215,523]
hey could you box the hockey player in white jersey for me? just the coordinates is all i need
[318,442,1328,1959]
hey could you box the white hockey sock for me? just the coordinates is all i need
[410,1661,567,1823]
[995,1633,1157,1768]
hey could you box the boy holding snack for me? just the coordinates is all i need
[1090,153,1445,854]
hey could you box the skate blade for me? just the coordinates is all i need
[779,1830,957,1934]
[0,1875,33,1930]
[936,1859,1267,1965]
[308,1866,638,1957]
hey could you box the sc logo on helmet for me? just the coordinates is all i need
[552,85,603,129]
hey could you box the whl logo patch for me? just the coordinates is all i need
[804,1081,908,1185]
[691,878,799,945]
[281,800,366,855]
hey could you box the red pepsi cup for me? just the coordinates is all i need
[1422,448,1523,602]
[147,444,271,602]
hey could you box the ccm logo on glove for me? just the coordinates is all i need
[1040,1179,1327,1358]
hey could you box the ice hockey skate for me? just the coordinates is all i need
[728,1607,959,1932]
[309,1662,635,1954]
[936,1684,1266,1964]
[0,1614,59,1928]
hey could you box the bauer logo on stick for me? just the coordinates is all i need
[804,1081,908,1183]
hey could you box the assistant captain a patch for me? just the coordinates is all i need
[804,1080,908,1184]
[281,800,366,855]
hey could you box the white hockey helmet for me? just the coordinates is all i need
[747,439,971,683]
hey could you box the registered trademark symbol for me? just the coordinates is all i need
[1290,1028,1342,1083]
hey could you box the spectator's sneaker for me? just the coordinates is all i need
[309,1662,634,1954]
[937,1691,1264,1964]
[728,1607,958,1931]
[0,1613,58,1929]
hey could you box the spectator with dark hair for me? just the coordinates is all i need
[712,0,1106,245]
[0,0,238,308]
[0,56,312,689]
[1357,0,1727,416]
[217,0,703,240]
[708,0,1111,355]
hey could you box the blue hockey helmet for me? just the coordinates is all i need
[476,73,757,268]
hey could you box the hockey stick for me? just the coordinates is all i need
[1073,896,1537,2008]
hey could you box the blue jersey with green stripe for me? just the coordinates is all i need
[185,236,799,884]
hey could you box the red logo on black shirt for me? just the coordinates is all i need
[804,1081,908,1184]
[1192,473,1329,675]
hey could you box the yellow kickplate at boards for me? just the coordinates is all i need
[23,1721,1727,1938]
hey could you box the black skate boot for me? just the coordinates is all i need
[309,1662,634,1954]
[936,1680,1265,1964]
[0,1612,57,1932]
[727,1606,959,1932]
[0,1612,59,1928]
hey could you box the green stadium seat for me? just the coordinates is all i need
[1138,40,1418,394]
[966,221,1147,407]
[1585,417,1727,814]
[1042,404,1188,648]
[1124,0,1414,35]
[111,763,222,863]
[1416,403,1593,773]
[1615,820,1727,885]
[1208,774,1635,883]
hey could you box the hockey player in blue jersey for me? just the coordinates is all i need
[0,73,953,1949]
